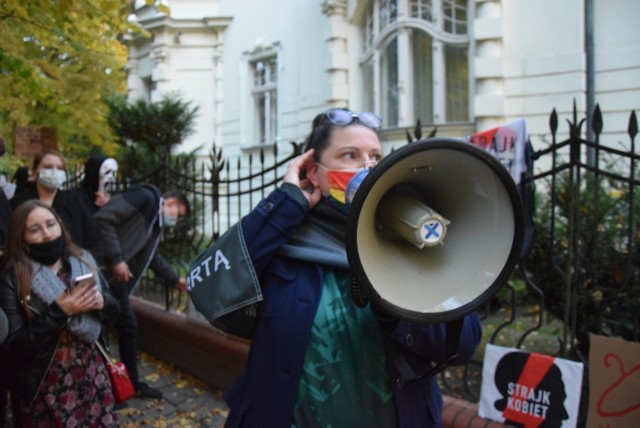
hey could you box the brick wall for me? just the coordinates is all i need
[442,396,506,428]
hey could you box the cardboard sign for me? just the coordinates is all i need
[479,344,584,427]
[14,126,57,159]
[587,334,640,428]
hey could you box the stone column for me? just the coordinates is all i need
[321,0,350,107]
[150,36,171,103]
[473,0,506,130]
[125,55,142,99]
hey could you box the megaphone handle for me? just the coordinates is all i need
[442,318,463,365]
[388,318,464,382]
[350,276,369,308]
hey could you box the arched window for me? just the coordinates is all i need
[361,0,470,127]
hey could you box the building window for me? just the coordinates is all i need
[142,77,155,103]
[251,57,278,145]
[361,0,470,127]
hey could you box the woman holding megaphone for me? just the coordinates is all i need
[221,108,482,428]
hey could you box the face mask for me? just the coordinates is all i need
[27,235,66,265]
[323,168,358,204]
[162,211,178,228]
[318,165,370,213]
[98,158,118,194]
[38,168,67,191]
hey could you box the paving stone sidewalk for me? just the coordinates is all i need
[116,351,229,427]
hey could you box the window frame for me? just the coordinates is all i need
[240,42,281,148]
[360,0,471,128]
[249,55,278,146]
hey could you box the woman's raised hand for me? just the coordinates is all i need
[283,149,322,208]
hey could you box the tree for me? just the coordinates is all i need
[0,1,154,165]
[106,93,200,182]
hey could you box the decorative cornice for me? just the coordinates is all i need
[321,0,348,17]
[242,41,281,60]
[151,46,169,63]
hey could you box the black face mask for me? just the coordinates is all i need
[27,235,66,266]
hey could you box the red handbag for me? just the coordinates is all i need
[95,341,136,403]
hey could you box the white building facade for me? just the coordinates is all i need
[125,0,640,158]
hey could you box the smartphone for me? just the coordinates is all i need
[73,273,95,288]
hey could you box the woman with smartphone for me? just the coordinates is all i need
[0,200,120,427]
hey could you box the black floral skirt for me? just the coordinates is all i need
[15,331,118,427]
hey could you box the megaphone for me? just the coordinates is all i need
[346,138,524,323]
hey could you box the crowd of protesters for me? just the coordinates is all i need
[1,108,483,428]
[0,149,189,427]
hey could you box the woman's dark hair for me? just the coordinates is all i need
[81,153,108,197]
[302,109,381,161]
[1,200,85,318]
[302,112,335,160]
[162,190,190,217]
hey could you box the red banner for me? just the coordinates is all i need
[467,118,529,185]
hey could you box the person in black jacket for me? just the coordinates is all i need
[0,144,12,427]
[0,141,13,253]
[10,166,31,200]
[0,306,8,428]
[10,149,103,260]
[93,184,189,399]
[0,308,7,344]
[0,200,120,426]
[0,191,12,253]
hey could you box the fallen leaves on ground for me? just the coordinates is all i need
[115,351,229,427]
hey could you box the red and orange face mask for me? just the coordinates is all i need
[322,167,359,204]
[317,164,374,212]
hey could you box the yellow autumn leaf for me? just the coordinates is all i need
[145,372,161,382]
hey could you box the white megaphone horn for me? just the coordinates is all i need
[345,138,525,323]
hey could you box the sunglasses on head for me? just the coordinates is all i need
[323,108,382,130]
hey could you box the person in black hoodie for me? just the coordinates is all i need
[0,140,12,254]
[0,140,10,427]
[0,306,8,428]
[93,184,189,399]
[11,166,31,200]
[69,154,119,214]
[0,191,12,253]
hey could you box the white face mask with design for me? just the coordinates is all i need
[38,168,67,191]
[98,158,118,194]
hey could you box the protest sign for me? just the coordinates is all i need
[479,344,584,427]
[587,334,640,428]
[15,126,57,159]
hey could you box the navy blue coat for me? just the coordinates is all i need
[224,185,482,428]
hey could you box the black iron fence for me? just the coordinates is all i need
[440,103,639,411]
[89,103,637,408]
